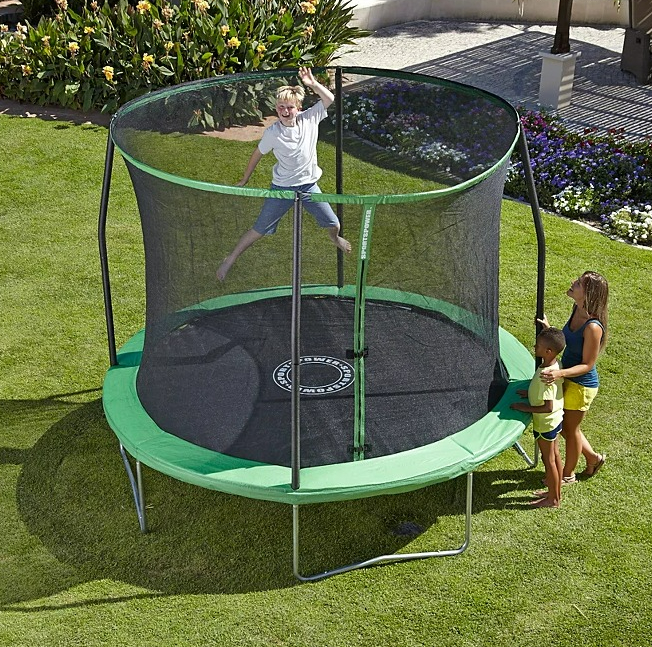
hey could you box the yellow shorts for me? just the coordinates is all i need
[563,379,598,412]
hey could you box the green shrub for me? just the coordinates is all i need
[0,0,364,113]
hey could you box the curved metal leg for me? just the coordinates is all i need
[119,443,148,533]
[513,441,538,468]
[293,472,473,582]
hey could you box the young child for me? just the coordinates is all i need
[510,327,566,508]
[217,66,351,281]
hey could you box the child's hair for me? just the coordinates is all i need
[537,327,566,356]
[276,84,305,107]
[581,271,609,348]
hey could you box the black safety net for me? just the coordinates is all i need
[110,68,519,468]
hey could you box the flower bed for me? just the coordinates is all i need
[337,79,514,181]
[0,0,363,113]
[506,109,652,246]
[340,84,652,246]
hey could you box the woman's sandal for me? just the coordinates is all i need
[580,453,606,478]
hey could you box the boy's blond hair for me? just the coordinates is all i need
[276,84,305,107]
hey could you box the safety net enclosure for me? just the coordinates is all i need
[103,67,534,508]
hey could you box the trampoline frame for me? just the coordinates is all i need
[98,67,545,580]
[116,445,474,580]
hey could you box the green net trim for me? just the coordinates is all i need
[110,67,519,205]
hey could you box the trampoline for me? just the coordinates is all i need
[99,67,545,580]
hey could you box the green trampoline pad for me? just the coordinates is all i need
[103,297,534,505]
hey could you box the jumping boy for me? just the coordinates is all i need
[217,66,351,281]
[511,327,566,508]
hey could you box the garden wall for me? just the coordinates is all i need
[351,0,628,31]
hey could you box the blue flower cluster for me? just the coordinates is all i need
[339,80,514,181]
[506,109,652,246]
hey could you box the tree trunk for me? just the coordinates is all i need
[551,0,573,54]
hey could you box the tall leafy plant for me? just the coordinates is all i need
[0,0,364,113]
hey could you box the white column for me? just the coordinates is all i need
[538,51,581,109]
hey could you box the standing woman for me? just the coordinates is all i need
[539,271,609,483]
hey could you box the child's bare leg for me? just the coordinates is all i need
[553,438,563,502]
[532,437,560,508]
[328,225,351,254]
[217,229,263,281]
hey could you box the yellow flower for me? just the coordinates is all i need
[162,5,174,19]
[103,65,114,81]
[193,0,209,11]
[90,1,99,10]
[68,41,79,54]
[21,64,32,76]
[256,43,266,54]
[300,1,316,13]
[0,24,9,33]
[41,35,50,44]
[227,36,240,48]
[303,25,314,38]
[142,53,155,68]
[220,25,229,37]
[136,0,151,13]
[55,0,68,11]
[164,40,174,52]
[84,26,95,34]
[153,19,163,29]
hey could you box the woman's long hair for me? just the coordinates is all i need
[581,271,609,349]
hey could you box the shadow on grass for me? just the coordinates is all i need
[3,396,542,607]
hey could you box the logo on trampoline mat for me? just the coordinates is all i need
[273,356,355,395]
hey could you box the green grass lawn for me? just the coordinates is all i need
[1,114,651,647]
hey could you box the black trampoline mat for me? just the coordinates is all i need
[136,296,502,467]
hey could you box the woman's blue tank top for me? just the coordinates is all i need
[561,311,604,388]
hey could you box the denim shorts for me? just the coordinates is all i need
[252,183,339,235]
[533,421,563,442]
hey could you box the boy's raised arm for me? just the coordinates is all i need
[298,66,334,109]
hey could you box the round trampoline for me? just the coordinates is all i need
[99,67,542,579]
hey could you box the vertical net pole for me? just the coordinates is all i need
[98,132,118,367]
[518,126,546,360]
[335,67,345,289]
[352,204,376,461]
[291,193,303,490]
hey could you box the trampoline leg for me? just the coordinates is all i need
[119,443,148,533]
[292,472,473,582]
[513,441,538,468]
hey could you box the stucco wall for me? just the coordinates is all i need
[351,0,629,31]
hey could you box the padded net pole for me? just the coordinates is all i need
[98,132,117,367]
[291,193,303,490]
[352,204,376,461]
[335,67,345,289]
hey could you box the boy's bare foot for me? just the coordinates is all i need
[530,497,560,508]
[333,235,351,253]
[217,258,232,281]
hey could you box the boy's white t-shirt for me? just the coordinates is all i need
[528,362,564,433]
[258,101,327,187]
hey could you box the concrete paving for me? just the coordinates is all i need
[337,20,652,140]
[2,19,650,139]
